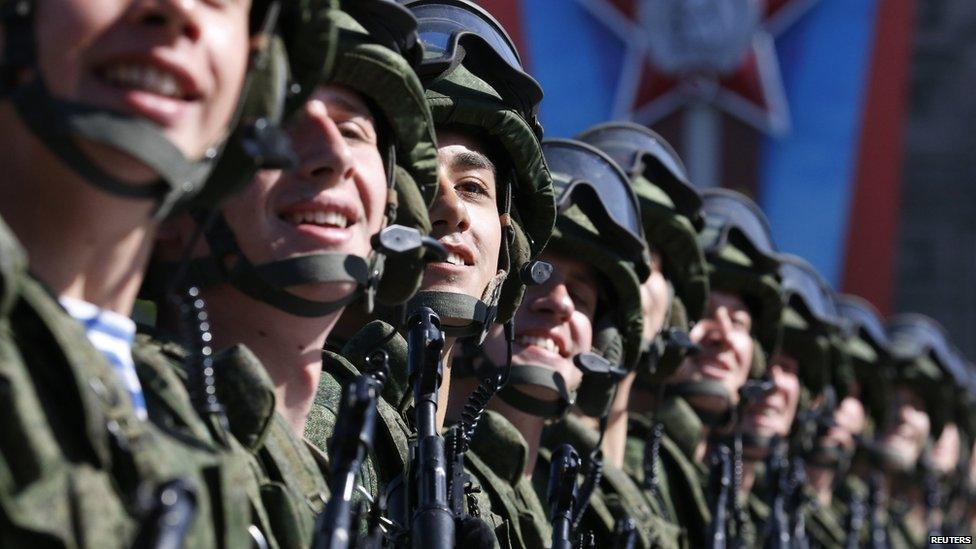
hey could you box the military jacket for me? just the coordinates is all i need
[467,410,551,549]
[832,474,869,546]
[803,488,847,548]
[0,216,248,547]
[625,411,711,548]
[537,414,681,549]
[653,396,713,547]
[135,335,330,547]
[306,351,508,547]
[887,502,927,549]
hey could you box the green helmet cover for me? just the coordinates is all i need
[424,63,555,325]
[705,241,783,356]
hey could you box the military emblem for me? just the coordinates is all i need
[575,0,819,135]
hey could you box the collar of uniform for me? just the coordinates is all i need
[469,410,529,485]
[657,395,705,461]
[210,344,277,451]
[132,333,215,443]
[542,413,601,454]
[0,213,27,317]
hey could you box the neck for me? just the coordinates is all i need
[0,105,157,314]
[628,385,659,414]
[807,465,836,507]
[695,425,712,464]
[741,458,757,498]
[436,338,455,431]
[202,284,342,435]
[888,472,926,527]
[490,395,547,479]
[601,371,636,469]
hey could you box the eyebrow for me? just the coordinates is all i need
[327,95,374,121]
[449,150,496,176]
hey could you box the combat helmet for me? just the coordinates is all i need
[772,255,855,463]
[776,254,845,397]
[834,294,891,429]
[148,0,441,316]
[487,139,648,419]
[0,0,341,218]
[577,122,708,385]
[885,314,959,441]
[666,189,783,408]
[403,0,556,342]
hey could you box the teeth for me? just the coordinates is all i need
[323,211,348,228]
[445,252,465,266]
[104,63,183,98]
[518,336,559,355]
[287,210,350,228]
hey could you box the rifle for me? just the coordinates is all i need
[786,456,809,549]
[315,374,381,549]
[706,443,733,549]
[922,459,944,546]
[612,518,637,549]
[764,437,791,549]
[549,444,581,549]
[405,306,454,549]
[844,488,867,549]
[867,472,887,549]
[132,478,198,549]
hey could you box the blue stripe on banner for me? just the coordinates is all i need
[521,0,624,137]
[758,0,879,286]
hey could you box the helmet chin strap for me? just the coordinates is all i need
[407,176,516,342]
[665,380,735,427]
[2,1,287,219]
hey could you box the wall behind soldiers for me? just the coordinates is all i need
[895,0,976,358]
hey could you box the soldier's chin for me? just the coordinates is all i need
[876,442,917,473]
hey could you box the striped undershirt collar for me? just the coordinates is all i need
[59,296,148,421]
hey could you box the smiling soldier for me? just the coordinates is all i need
[0,0,337,546]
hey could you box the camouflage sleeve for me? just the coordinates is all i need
[0,215,26,319]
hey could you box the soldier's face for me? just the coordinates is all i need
[932,422,961,476]
[670,290,754,406]
[217,85,388,303]
[484,250,593,396]
[423,130,502,311]
[879,386,931,469]
[28,0,251,181]
[639,250,670,342]
[818,396,866,456]
[743,353,800,439]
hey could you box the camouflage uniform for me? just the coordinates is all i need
[0,218,255,548]
[306,2,554,545]
[466,411,552,549]
[0,0,344,545]
[537,414,682,549]
[134,334,331,547]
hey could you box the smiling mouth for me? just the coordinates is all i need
[442,252,471,266]
[517,335,569,358]
[281,210,352,230]
[97,62,197,101]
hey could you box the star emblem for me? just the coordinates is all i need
[574,0,818,135]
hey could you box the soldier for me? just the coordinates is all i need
[737,254,848,547]
[878,314,958,547]
[0,0,334,545]
[304,0,555,544]
[576,122,710,548]
[452,137,668,548]
[140,1,435,544]
[652,188,783,546]
[831,293,893,548]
